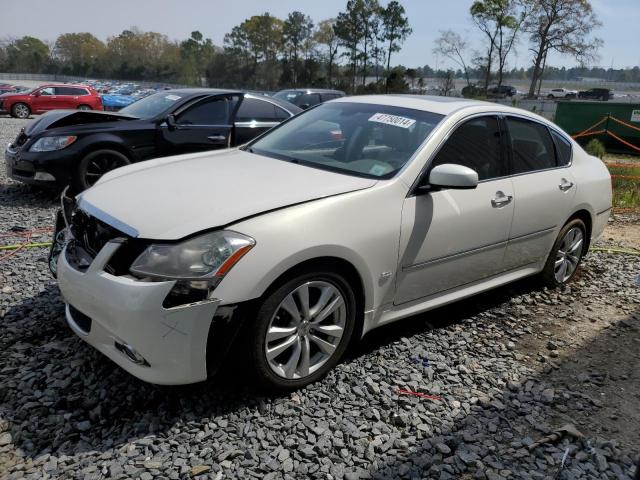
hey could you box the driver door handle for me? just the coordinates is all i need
[207,135,226,142]
[559,178,574,191]
[491,191,513,208]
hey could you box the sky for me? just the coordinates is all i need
[1,0,638,70]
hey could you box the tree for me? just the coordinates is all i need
[523,0,602,98]
[439,69,456,96]
[380,1,411,93]
[180,31,217,85]
[315,19,340,87]
[54,33,106,76]
[433,30,472,87]
[5,36,50,73]
[283,11,314,86]
[358,0,382,87]
[335,1,363,93]
[470,0,523,92]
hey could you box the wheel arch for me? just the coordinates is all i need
[564,207,593,255]
[78,137,135,163]
[260,255,368,341]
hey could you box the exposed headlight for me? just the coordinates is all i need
[130,230,255,282]
[30,136,77,152]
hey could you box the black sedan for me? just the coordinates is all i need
[5,89,301,191]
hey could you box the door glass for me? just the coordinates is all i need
[507,117,557,173]
[39,87,55,96]
[235,98,280,122]
[177,98,230,125]
[55,87,76,95]
[550,130,572,166]
[431,116,504,180]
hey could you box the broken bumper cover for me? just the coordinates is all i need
[57,241,220,385]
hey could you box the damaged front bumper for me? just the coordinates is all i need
[57,239,220,385]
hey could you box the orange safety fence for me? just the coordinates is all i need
[571,114,640,154]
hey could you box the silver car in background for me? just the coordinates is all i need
[54,95,612,390]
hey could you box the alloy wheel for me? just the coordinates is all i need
[84,154,128,187]
[14,104,29,118]
[265,281,346,380]
[554,227,584,283]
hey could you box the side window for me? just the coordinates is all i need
[507,117,556,174]
[431,116,504,181]
[321,93,339,102]
[273,105,290,120]
[55,87,73,95]
[235,98,280,122]
[73,88,89,96]
[39,87,55,96]
[298,93,321,107]
[551,130,572,167]
[177,97,230,126]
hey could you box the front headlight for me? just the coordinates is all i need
[130,230,255,282]
[30,136,77,152]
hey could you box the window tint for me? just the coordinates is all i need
[177,98,230,125]
[274,105,290,120]
[321,93,340,102]
[431,116,504,181]
[236,98,281,122]
[39,87,55,96]
[551,130,572,166]
[298,93,321,107]
[507,117,556,174]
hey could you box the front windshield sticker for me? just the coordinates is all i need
[165,94,181,101]
[368,113,416,129]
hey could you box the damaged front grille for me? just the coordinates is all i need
[13,129,28,148]
[65,208,148,275]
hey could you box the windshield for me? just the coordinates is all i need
[247,102,443,179]
[120,91,185,119]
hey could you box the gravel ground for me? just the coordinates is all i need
[0,116,639,480]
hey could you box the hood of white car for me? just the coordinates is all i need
[77,149,377,240]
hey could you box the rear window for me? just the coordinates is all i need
[507,117,557,174]
[551,130,572,166]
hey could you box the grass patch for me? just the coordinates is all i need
[607,162,640,209]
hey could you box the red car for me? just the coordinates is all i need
[0,84,103,119]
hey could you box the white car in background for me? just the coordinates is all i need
[547,88,578,99]
[53,96,612,390]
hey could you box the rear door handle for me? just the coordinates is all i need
[491,191,513,208]
[559,178,574,191]
[207,135,226,142]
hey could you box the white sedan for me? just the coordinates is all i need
[547,88,578,99]
[54,95,612,389]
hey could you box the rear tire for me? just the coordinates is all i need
[11,103,30,119]
[245,269,357,391]
[77,104,92,111]
[541,219,587,288]
[73,149,130,192]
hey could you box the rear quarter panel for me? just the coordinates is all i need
[569,144,612,239]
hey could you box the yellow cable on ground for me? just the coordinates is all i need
[0,242,52,251]
[591,247,640,255]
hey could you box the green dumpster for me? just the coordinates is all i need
[555,101,640,155]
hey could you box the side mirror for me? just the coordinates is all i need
[427,163,479,190]
[33,91,40,97]
[166,114,177,130]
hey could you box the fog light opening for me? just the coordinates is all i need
[114,340,149,366]
[34,171,56,181]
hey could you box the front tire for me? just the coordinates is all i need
[11,103,30,119]
[541,219,586,287]
[73,149,130,192]
[247,269,357,391]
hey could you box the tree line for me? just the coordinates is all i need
[1,0,633,97]
[0,0,411,93]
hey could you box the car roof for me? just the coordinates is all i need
[37,84,93,88]
[331,95,500,116]
[278,88,345,94]
[162,88,243,96]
